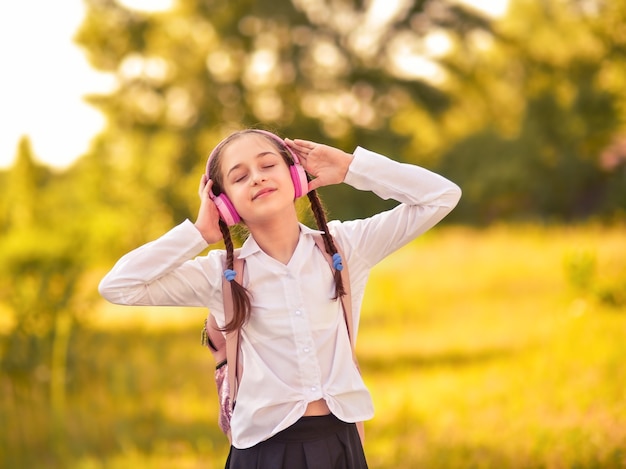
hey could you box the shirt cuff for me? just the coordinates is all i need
[178,219,211,251]
[344,146,382,189]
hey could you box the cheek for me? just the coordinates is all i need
[223,185,246,208]
[279,170,296,198]
[224,185,257,223]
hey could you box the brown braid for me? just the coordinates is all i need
[307,189,346,299]
[219,219,251,333]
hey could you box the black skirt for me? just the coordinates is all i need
[225,414,368,469]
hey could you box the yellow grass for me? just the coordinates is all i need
[2,223,625,468]
[359,223,626,468]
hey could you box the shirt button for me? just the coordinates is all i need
[311,386,317,392]
[295,310,302,316]
[304,347,310,353]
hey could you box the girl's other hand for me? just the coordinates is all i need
[284,138,354,192]
[194,175,224,244]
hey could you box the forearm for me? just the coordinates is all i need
[345,147,461,209]
[330,147,461,268]
[98,220,216,306]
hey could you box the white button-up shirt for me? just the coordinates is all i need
[99,146,461,448]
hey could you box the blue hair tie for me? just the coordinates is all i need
[224,269,237,282]
[332,253,343,271]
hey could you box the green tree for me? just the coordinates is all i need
[434,0,626,222]
[74,0,492,227]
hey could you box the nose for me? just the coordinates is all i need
[250,170,267,185]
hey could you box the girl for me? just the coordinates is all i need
[99,129,461,468]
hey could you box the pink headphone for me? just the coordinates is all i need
[205,130,309,226]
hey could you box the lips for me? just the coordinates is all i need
[252,188,276,200]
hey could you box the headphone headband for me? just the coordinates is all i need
[205,130,302,179]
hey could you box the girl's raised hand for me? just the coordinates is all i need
[285,138,354,192]
[194,175,223,244]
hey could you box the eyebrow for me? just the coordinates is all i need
[226,151,277,177]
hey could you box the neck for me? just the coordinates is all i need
[246,211,301,265]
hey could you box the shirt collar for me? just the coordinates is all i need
[238,223,324,259]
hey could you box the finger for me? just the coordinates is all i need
[201,177,215,200]
[198,174,208,197]
[285,138,315,153]
[292,139,316,148]
[285,139,310,165]
[205,179,214,197]
[284,138,304,155]
[307,177,322,193]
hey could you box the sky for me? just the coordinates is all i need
[0,0,508,170]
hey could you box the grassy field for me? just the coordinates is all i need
[1,223,625,468]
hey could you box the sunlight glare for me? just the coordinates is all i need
[116,0,174,12]
[0,0,507,170]
[0,1,114,169]
[453,0,509,17]
[424,31,453,57]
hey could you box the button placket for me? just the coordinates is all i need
[285,269,323,398]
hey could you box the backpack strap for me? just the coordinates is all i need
[312,234,358,362]
[312,233,365,442]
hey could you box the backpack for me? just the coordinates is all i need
[201,234,364,443]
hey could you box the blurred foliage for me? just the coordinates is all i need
[434,0,626,223]
[73,0,493,224]
[65,0,625,227]
[2,0,626,466]
[0,137,104,464]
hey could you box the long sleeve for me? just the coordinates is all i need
[346,146,461,208]
[98,219,223,307]
[331,146,461,270]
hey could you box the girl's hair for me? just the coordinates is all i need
[208,129,345,333]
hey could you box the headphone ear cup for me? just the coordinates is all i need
[290,164,308,199]
[212,193,241,226]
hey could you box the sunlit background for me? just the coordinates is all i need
[0,0,507,169]
[1,0,625,468]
